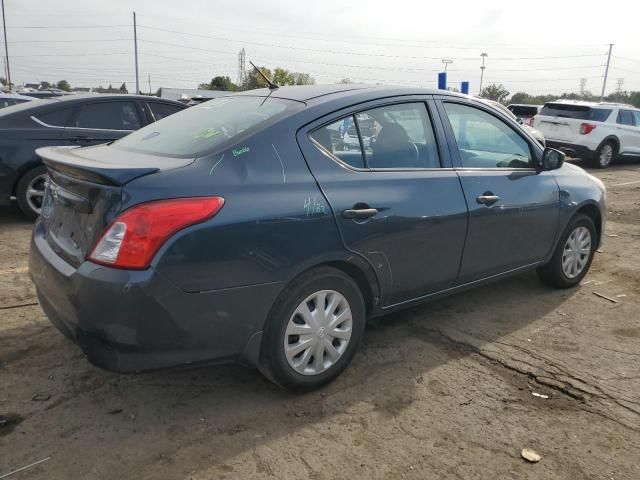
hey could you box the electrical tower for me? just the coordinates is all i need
[579,78,587,96]
[616,78,624,94]
[237,48,246,91]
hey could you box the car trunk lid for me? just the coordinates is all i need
[36,144,194,268]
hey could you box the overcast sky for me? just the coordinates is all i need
[4,0,640,96]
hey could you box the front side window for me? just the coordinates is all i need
[310,116,365,169]
[116,96,299,157]
[444,102,532,169]
[74,102,141,130]
[617,110,635,126]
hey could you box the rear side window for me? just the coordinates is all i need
[310,103,441,170]
[540,103,612,122]
[633,112,640,127]
[358,103,440,168]
[35,107,76,127]
[74,102,141,130]
[310,116,365,169]
[617,110,635,126]
[115,96,300,157]
[147,102,183,121]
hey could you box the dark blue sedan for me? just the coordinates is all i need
[29,85,606,391]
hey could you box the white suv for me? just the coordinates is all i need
[533,100,640,168]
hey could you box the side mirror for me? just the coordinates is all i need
[541,147,565,171]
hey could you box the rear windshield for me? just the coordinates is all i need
[540,103,612,122]
[508,105,538,118]
[114,96,302,157]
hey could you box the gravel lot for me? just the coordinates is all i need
[1,159,639,480]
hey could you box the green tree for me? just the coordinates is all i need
[40,81,52,89]
[242,66,314,90]
[0,77,7,86]
[56,80,71,92]
[480,84,510,104]
[243,66,273,90]
[337,78,352,84]
[119,83,128,93]
[200,75,236,91]
[292,72,314,85]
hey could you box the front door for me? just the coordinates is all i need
[617,109,640,154]
[438,99,560,283]
[298,99,469,306]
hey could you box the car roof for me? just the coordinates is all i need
[234,84,459,103]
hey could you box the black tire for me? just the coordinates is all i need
[16,165,48,220]
[259,266,366,392]
[591,140,616,169]
[537,214,597,289]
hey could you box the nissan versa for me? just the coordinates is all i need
[29,85,606,391]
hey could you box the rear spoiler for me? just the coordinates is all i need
[36,146,159,186]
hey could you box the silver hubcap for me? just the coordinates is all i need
[562,226,592,279]
[599,144,613,166]
[26,174,48,215]
[284,290,352,376]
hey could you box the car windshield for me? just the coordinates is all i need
[114,96,302,157]
[540,103,612,122]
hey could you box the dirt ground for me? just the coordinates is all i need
[1,159,639,480]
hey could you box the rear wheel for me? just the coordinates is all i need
[592,141,616,169]
[537,214,597,288]
[259,266,365,392]
[16,166,48,220]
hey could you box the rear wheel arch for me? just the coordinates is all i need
[597,136,619,154]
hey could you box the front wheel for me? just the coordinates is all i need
[537,214,597,288]
[259,266,365,392]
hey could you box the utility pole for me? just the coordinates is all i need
[133,11,139,94]
[600,43,613,101]
[1,0,11,91]
[479,52,488,94]
[148,73,151,95]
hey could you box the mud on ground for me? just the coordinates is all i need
[1,161,639,479]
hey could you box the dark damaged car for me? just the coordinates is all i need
[29,85,606,391]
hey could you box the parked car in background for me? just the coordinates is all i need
[0,94,186,218]
[508,104,542,126]
[30,85,606,392]
[0,93,34,109]
[19,88,70,99]
[533,100,640,168]
[480,99,546,146]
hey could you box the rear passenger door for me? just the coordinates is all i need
[438,99,560,283]
[298,98,469,307]
[616,109,640,154]
[63,100,144,146]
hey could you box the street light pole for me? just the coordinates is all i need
[479,52,488,94]
[1,0,11,90]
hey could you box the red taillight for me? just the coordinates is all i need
[580,123,596,135]
[88,197,224,269]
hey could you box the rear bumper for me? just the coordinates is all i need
[546,141,595,160]
[29,221,281,372]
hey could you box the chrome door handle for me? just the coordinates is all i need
[476,194,500,205]
[342,208,378,219]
